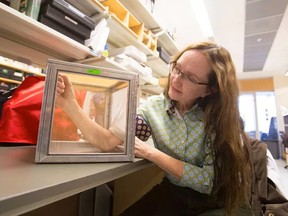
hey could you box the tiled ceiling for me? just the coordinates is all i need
[244,0,288,72]
[146,0,288,78]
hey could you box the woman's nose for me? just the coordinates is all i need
[174,72,182,81]
[171,73,182,85]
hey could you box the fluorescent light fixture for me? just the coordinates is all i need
[190,0,214,38]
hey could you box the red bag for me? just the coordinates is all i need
[0,76,45,144]
[0,76,87,145]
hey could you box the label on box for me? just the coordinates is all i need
[14,72,23,77]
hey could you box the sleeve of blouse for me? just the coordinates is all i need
[179,153,214,194]
[135,114,152,141]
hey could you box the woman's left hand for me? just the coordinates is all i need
[134,137,155,159]
[134,137,183,181]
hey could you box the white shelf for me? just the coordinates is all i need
[119,0,161,30]
[0,3,97,67]
[146,56,169,78]
[77,56,127,71]
[0,1,171,92]
[77,56,157,86]
[66,0,171,78]
[157,32,180,56]
[106,15,159,57]
[97,1,159,57]
[0,62,44,76]
[66,0,159,58]
[0,77,21,84]
[119,0,180,55]
[140,84,164,95]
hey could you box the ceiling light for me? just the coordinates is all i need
[190,0,214,39]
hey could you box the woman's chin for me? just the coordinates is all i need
[168,89,180,100]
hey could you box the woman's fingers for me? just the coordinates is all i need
[57,81,65,93]
[56,74,65,94]
[134,138,146,158]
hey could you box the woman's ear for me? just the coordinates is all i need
[210,86,218,94]
[201,86,213,97]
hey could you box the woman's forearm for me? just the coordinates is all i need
[135,139,183,180]
[63,100,123,151]
[147,148,183,181]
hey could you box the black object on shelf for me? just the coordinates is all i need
[157,46,170,64]
[43,0,95,30]
[9,70,23,81]
[39,0,96,44]
[0,86,17,118]
[0,0,10,6]
[1,67,23,81]
[39,15,85,44]
[40,4,92,39]
[0,82,9,93]
[0,67,11,78]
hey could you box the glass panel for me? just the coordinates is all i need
[255,92,278,141]
[239,93,257,138]
[49,71,129,154]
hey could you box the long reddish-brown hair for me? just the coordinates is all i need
[164,41,251,214]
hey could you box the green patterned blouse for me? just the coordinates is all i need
[136,94,214,194]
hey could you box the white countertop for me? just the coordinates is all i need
[0,146,151,216]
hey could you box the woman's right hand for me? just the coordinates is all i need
[55,74,77,109]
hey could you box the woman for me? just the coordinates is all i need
[57,41,252,215]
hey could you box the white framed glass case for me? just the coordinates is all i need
[35,59,138,163]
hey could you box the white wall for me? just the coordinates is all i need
[273,76,288,132]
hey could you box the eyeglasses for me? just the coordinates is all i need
[169,62,209,86]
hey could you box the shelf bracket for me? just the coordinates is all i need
[91,11,111,22]
[153,29,166,37]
